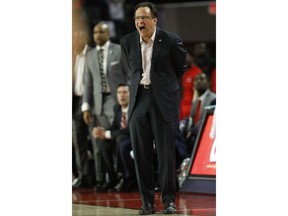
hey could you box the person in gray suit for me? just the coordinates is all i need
[81,22,127,190]
[120,2,187,215]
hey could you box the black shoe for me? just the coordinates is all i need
[72,178,88,189]
[139,203,156,215]
[163,202,176,214]
[116,178,126,192]
[93,181,104,191]
[101,179,118,191]
[118,178,137,192]
[72,178,80,188]
[125,179,138,192]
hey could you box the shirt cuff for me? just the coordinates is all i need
[105,130,111,139]
[81,103,90,112]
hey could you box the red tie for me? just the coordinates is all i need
[120,112,127,129]
[194,100,202,125]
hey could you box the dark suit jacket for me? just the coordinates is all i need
[109,104,130,139]
[120,28,187,123]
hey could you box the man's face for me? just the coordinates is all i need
[194,43,207,58]
[93,24,109,46]
[194,73,209,92]
[117,86,130,107]
[134,6,157,41]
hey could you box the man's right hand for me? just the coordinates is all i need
[83,111,91,125]
[92,126,106,139]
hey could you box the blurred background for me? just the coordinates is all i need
[72,0,216,57]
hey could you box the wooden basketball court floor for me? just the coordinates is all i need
[72,188,216,216]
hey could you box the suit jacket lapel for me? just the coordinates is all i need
[202,90,212,109]
[107,44,113,73]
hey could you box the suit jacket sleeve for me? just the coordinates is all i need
[171,34,188,79]
[82,53,94,109]
[120,43,132,85]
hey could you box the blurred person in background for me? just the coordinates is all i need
[179,53,202,120]
[192,42,215,78]
[93,83,137,192]
[82,21,128,190]
[72,26,94,188]
[179,72,216,154]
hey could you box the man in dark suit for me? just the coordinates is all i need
[92,83,137,192]
[120,2,187,214]
[82,22,127,190]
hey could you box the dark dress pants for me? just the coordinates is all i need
[98,139,117,181]
[72,96,90,180]
[129,87,176,207]
[118,138,136,179]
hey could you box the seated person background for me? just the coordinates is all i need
[179,72,216,155]
[192,42,216,78]
[93,83,137,192]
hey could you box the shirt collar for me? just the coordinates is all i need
[122,105,129,113]
[199,89,210,101]
[140,29,156,44]
[96,40,110,52]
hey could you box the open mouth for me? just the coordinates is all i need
[139,26,145,31]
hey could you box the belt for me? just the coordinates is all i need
[102,92,111,96]
[139,84,152,89]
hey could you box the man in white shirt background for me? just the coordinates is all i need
[72,26,94,188]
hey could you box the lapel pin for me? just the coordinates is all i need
[159,39,162,42]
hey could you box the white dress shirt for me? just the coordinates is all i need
[139,30,156,85]
[73,45,88,96]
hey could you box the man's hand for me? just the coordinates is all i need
[93,126,106,139]
[83,111,92,125]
